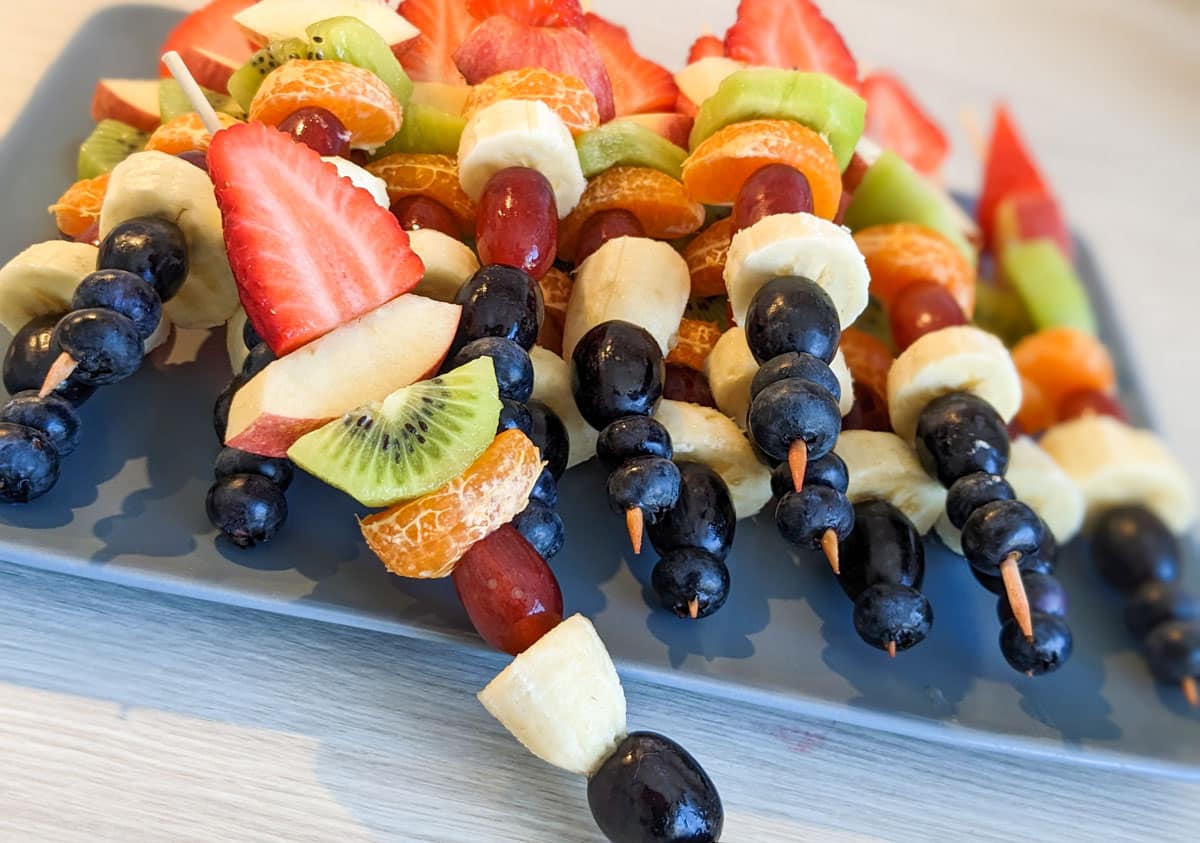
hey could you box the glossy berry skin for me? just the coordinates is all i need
[1125,582,1200,641]
[888,281,967,351]
[837,500,924,601]
[744,275,841,364]
[747,378,841,464]
[277,106,351,157]
[749,351,840,404]
[52,309,143,386]
[512,500,566,559]
[206,474,288,548]
[776,485,855,551]
[176,150,209,172]
[475,167,558,280]
[454,264,544,351]
[999,613,1073,676]
[496,398,533,435]
[0,422,60,503]
[607,456,681,517]
[998,572,1067,624]
[213,375,246,442]
[770,451,848,497]
[529,467,558,507]
[1058,389,1126,423]
[525,401,569,479]
[1091,505,1180,593]
[652,548,731,619]
[574,208,645,264]
[213,446,294,491]
[0,392,81,457]
[648,461,736,562]
[971,555,1054,595]
[663,364,717,409]
[450,337,534,402]
[915,392,1010,486]
[1142,620,1200,684]
[3,313,95,406]
[390,195,460,238]
[852,583,933,653]
[587,732,723,843]
[241,343,276,379]
[71,269,162,340]
[961,499,1046,576]
[597,416,673,472]
[452,524,563,656]
[946,472,1014,530]
[571,321,664,430]
[242,319,263,351]
[732,163,814,232]
[97,217,189,302]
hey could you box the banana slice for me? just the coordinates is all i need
[561,236,690,361]
[1040,415,1197,534]
[478,614,626,776]
[724,212,869,330]
[406,228,480,302]
[0,241,97,335]
[226,307,249,374]
[529,344,597,468]
[653,398,773,520]
[835,430,946,533]
[703,326,756,429]
[457,99,587,218]
[886,325,1021,442]
[830,348,854,417]
[100,150,239,329]
[321,156,389,208]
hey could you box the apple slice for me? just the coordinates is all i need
[410,81,470,116]
[618,112,693,150]
[91,79,161,133]
[234,0,418,51]
[673,57,744,113]
[226,294,461,457]
[181,46,242,92]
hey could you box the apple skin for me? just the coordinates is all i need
[619,113,693,150]
[91,79,161,133]
[182,47,241,92]
[226,294,461,457]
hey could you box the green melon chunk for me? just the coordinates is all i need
[306,17,413,107]
[972,279,1036,346]
[159,79,243,123]
[575,120,687,181]
[999,239,1096,335]
[688,69,865,170]
[77,119,148,180]
[371,103,466,158]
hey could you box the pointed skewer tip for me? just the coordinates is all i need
[886,640,897,659]
[821,528,840,575]
[1000,551,1034,642]
[1183,676,1199,709]
[787,439,807,493]
[38,352,77,399]
[687,597,699,620]
[625,507,644,556]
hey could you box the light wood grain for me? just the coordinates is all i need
[3,1,1200,841]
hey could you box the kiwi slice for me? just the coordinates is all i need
[370,102,466,159]
[575,120,687,181]
[287,358,502,507]
[228,37,310,112]
[972,278,1036,347]
[77,119,148,180]
[999,240,1096,335]
[159,79,243,123]
[688,69,865,170]
[306,17,413,106]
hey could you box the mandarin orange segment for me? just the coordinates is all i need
[365,152,476,233]
[360,430,544,579]
[249,60,403,150]
[683,217,733,298]
[538,266,573,321]
[852,222,976,318]
[666,318,723,371]
[839,326,894,404]
[464,68,600,136]
[680,119,842,219]
[144,112,241,155]
[1011,327,1117,412]
[558,166,704,261]
[1015,373,1057,436]
[48,173,110,238]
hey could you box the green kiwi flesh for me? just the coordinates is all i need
[227,38,310,112]
[370,102,465,159]
[159,79,243,123]
[305,17,413,106]
[77,119,148,180]
[575,120,687,180]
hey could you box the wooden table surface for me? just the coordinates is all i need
[3,1,1199,841]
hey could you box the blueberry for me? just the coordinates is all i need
[0,422,60,503]
[771,451,848,497]
[213,374,247,442]
[946,472,1014,529]
[496,398,532,435]
[961,499,1046,576]
[206,474,288,548]
[450,336,534,402]
[776,485,855,553]
[1125,582,1200,641]
[453,264,544,350]
[748,378,841,463]
[837,500,924,601]
[852,583,933,654]
[597,416,672,472]
[971,555,1054,595]
[526,400,569,479]
[511,501,565,559]
[999,613,1073,676]
[914,392,1010,486]
[647,461,736,562]
[1142,620,1200,684]
[571,321,664,430]
[97,217,189,301]
[744,275,840,363]
[0,392,81,456]
[529,467,558,507]
[997,572,1067,624]
[1091,505,1180,593]
[587,732,723,843]
[213,446,293,491]
[72,269,162,340]
[242,319,263,351]
[3,313,96,405]
[241,343,276,379]
[749,351,841,404]
[52,309,143,386]
[606,456,681,517]
[651,548,731,619]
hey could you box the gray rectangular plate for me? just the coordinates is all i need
[3,3,1198,780]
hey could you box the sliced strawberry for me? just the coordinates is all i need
[584,13,678,116]
[466,0,586,29]
[675,91,698,119]
[399,0,480,84]
[724,0,857,88]
[687,35,725,63]
[977,104,1054,251]
[454,16,615,121]
[158,0,256,78]
[208,123,426,356]
[620,112,693,149]
[861,71,948,177]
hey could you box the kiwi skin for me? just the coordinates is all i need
[227,38,310,112]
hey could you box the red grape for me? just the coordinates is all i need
[574,209,645,264]
[452,524,563,655]
[277,107,351,157]
[475,167,558,280]
[889,281,967,351]
[663,363,717,408]
[1059,389,1126,423]
[732,164,814,232]
[843,382,891,432]
[390,195,460,237]
[73,222,100,246]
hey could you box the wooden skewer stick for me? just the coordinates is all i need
[787,439,807,493]
[625,508,644,555]
[161,50,224,136]
[687,597,700,620]
[1000,550,1034,642]
[959,105,987,163]
[821,528,840,575]
[38,353,78,398]
[886,640,897,659]
[1183,676,1199,708]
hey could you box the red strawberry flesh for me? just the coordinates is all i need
[724,0,858,88]
[861,71,948,177]
[399,0,479,84]
[585,12,678,116]
[687,35,725,63]
[977,104,1055,251]
[466,0,586,29]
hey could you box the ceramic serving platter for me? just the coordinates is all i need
[3,3,1198,781]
